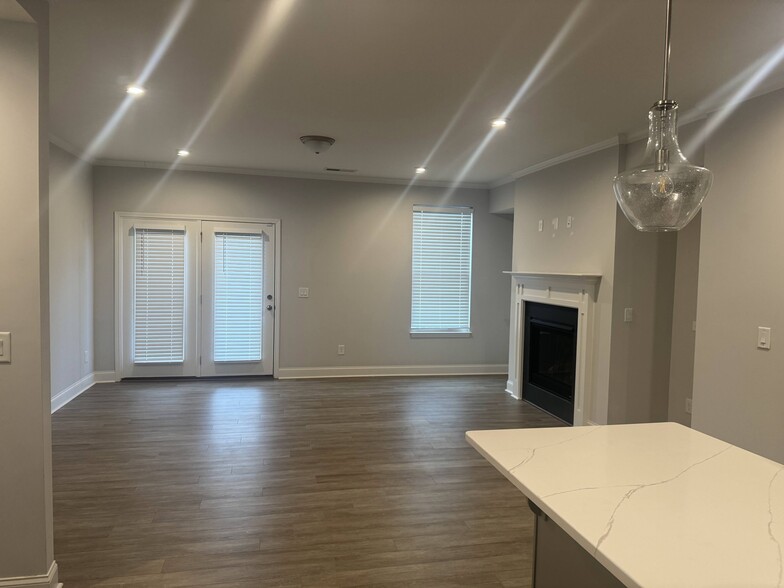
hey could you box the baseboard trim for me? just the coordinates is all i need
[51,373,94,413]
[51,370,117,413]
[93,370,118,383]
[277,364,507,379]
[0,561,58,588]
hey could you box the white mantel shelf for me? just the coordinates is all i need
[467,423,784,588]
[503,270,602,283]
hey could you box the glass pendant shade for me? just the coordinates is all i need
[613,102,712,232]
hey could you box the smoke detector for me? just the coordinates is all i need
[300,135,335,155]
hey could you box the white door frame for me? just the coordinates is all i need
[114,211,282,381]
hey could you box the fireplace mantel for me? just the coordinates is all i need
[505,271,602,425]
[503,271,602,287]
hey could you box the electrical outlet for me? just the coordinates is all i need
[298,287,309,298]
[685,398,692,414]
[337,344,345,355]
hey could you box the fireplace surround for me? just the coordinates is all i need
[505,272,601,426]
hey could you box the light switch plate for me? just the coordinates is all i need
[758,326,771,350]
[538,220,543,232]
[298,287,309,298]
[0,332,10,363]
[624,308,633,323]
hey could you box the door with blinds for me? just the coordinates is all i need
[200,221,275,376]
[121,219,201,378]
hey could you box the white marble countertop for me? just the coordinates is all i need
[466,422,784,588]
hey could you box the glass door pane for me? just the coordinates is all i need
[200,221,275,376]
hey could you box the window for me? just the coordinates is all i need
[133,228,186,363]
[411,205,473,334]
[213,232,264,362]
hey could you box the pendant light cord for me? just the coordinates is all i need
[661,0,673,102]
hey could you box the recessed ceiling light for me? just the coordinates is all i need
[415,167,427,174]
[177,149,190,157]
[491,117,509,129]
[126,85,146,96]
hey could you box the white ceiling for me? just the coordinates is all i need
[49,0,784,186]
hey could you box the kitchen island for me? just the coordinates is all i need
[467,422,784,587]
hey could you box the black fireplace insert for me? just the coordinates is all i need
[522,302,578,424]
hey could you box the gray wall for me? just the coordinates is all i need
[667,214,701,425]
[0,4,55,581]
[92,166,513,374]
[692,87,784,463]
[512,147,619,423]
[607,139,679,425]
[609,123,704,426]
[608,206,677,424]
[489,181,515,214]
[50,143,94,397]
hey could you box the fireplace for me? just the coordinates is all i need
[506,272,601,426]
[523,302,578,424]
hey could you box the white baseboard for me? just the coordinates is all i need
[0,561,58,588]
[93,370,117,383]
[51,370,117,413]
[51,373,94,413]
[277,364,507,379]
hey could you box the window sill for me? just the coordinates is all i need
[410,331,472,338]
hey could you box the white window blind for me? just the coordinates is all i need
[411,205,473,333]
[133,228,186,364]
[214,232,264,362]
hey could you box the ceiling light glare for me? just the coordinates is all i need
[491,117,509,129]
[126,85,146,96]
[177,149,190,157]
[415,167,427,174]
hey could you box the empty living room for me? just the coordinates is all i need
[2,1,784,587]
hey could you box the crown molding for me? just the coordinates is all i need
[91,158,489,191]
[489,137,619,189]
[49,134,94,164]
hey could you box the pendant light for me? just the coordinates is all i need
[613,0,712,232]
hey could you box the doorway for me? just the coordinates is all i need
[116,214,278,379]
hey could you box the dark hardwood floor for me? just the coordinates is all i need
[52,376,561,587]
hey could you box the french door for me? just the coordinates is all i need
[119,216,276,378]
[200,221,275,376]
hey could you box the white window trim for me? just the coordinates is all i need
[410,331,472,338]
[410,204,474,337]
[114,212,282,381]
